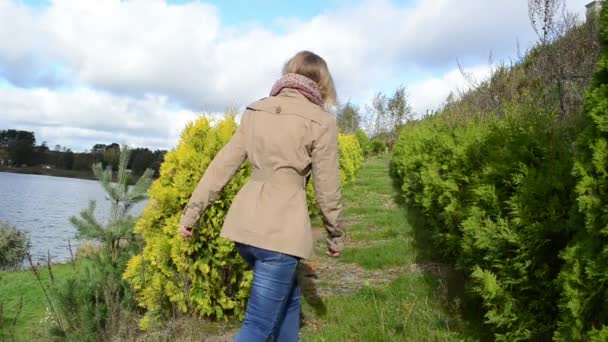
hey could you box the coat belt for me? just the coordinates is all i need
[251,168,306,188]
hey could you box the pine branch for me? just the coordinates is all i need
[116,145,131,197]
[69,200,105,240]
[93,163,120,202]
[126,168,154,203]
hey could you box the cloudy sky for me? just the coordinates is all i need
[0,0,591,152]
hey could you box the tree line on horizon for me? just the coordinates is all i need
[0,129,167,177]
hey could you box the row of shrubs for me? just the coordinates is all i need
[356,128,387,157]
[390,8,608,342]
[124,115,364,329]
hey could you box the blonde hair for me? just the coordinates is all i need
[282,51,337,105]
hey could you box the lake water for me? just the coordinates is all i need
[0,172,147,265]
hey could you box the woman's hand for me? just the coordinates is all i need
[327,247,340,257]
[179,224,193,238]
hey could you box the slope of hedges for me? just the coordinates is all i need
[555,4,608,340]
[124,115,363,328]
[392,106,578,341]
[391,10,607,341]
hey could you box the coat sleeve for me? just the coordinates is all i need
[179,114,248,228]
[311,119,345,252]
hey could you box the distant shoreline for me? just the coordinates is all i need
[0,166,97,180]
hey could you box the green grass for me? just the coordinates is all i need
[302,157,485,341]
[303,275,474,341]
[0,263,76,340]
[340,238,415,269]
[336,157,416,270]
[348,227,400,241]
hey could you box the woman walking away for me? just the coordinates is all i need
[178,50,345,341]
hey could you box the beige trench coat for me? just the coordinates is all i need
[179,88,344,259]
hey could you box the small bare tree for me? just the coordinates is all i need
[528,0,566,44]
[387,86,413,145]
[365,87,412,147]
[367,92,389,138]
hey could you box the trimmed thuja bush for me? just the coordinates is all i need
[124,115,364,329]
[392,101,579,341]
[369,138,387,155]
[555,4,608,341]
[355,128,370,156]
[0,221,30,270]
[338,133,364,183]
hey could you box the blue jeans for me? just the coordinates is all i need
[234,243,301,342]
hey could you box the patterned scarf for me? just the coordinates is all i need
[270,73,324,106]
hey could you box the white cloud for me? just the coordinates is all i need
[0,0,593,149]
[0,86,202,150]
[409,64,494,116]
[1,0,573,104]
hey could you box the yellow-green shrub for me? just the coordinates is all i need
[338,133,364,183]
[125,117,364,328]
[307,133,364,215]
[123,115,252,329]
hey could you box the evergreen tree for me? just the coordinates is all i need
[337,101,361,134]
[52,145,153,339]
[130,148,156,175]
[62,149,74,170]
[0,129,36,165]
[103,144,121,171]
[70,145,153,261]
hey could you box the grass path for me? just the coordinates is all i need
[165,157,484,341]
[298,157,481,341]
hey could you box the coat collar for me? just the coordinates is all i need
[277,88,312,101]
[246,89,329,124]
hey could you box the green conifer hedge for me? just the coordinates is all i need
[556,3,608,340]
[390,5,608,340]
